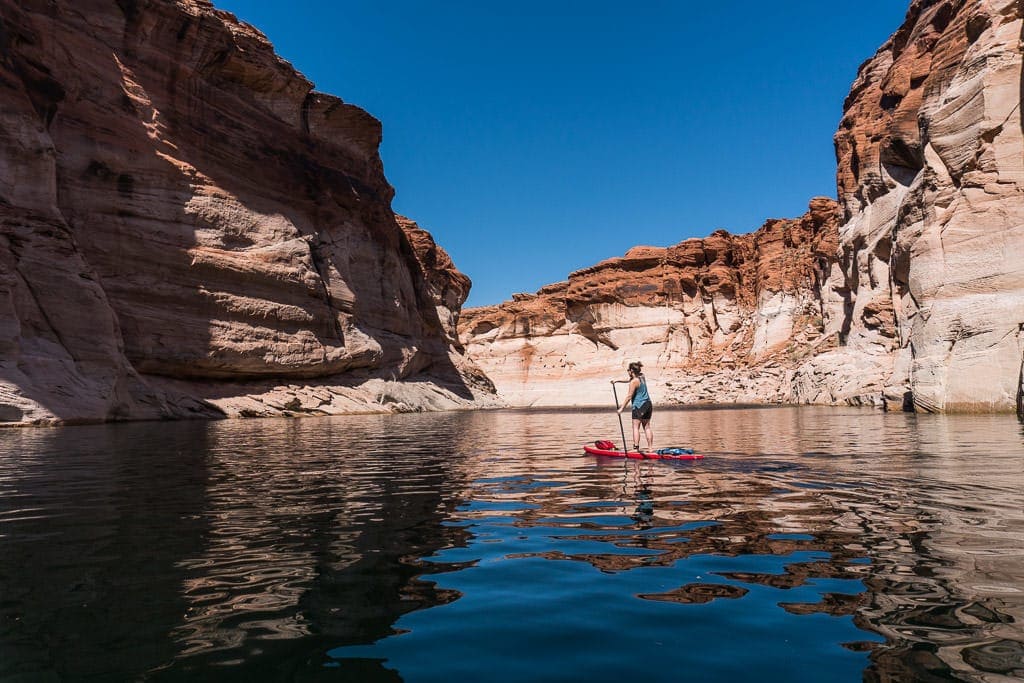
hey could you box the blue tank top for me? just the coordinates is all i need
[632,377,650,407]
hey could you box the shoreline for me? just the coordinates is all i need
[7,393,1021,429]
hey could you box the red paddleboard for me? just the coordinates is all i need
[583,445,704,461]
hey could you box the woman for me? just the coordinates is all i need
[613,361,653,452]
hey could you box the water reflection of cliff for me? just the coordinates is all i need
[0,414,479,681]
[160,414,477,680]
[0,422,213,680]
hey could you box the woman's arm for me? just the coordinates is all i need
[618,378,639,412]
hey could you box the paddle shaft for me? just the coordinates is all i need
[611,382,631,454]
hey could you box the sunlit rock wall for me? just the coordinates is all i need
[460,200,840,407]
[817,0,1024,412]
[0,0,496,425]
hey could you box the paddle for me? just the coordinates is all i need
[611,381,630,455]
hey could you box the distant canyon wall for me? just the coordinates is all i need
[461,0,1024,413]
[0,0,495,425]
[460,199,845,407]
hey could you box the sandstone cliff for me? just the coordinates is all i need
[0,0,495,425]
[460,199,843,407]
[461,0,1024,413]
[821,0,1024,412]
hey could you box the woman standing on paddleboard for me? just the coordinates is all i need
[613,361,653,452]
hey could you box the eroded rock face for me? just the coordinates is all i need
[461,0,1024,413]
[0,0,495,425]
[823,0,1024,412]
[460,200,842,407]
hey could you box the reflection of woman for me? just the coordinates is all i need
[633,485,654,527]
[629,462,655,528]
[613,361,653,452]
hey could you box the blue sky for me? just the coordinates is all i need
[213,1,909,307]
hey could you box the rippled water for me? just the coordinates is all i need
[1,407,1023,681]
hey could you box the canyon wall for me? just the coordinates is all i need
[460,199,843,407]
[824,0,1024,412]
[461,0,1024,413]
[0,0,495,425]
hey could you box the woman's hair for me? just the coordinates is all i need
[628,361,643,376]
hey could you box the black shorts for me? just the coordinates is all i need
[632,400,652,421]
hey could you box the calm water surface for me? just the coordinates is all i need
[1,407,1023,682]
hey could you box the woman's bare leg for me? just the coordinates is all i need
[632,419,641,451]
[641,419,653,450]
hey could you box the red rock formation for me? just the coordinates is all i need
[0,0,495,424]
[395,215,470,348]
[460,200,840,406]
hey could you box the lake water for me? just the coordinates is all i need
[1,406,1023,682]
